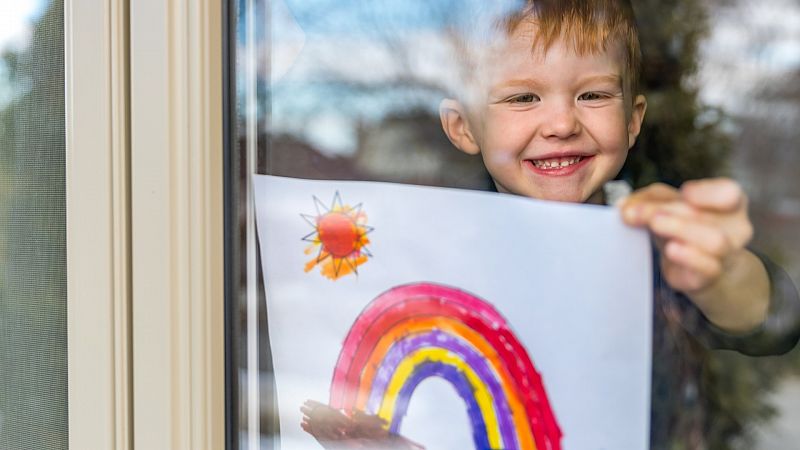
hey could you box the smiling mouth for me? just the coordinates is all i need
[530,155,585,170]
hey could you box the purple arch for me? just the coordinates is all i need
[391,362,492,450]
[368,330,517,449]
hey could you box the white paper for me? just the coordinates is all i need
[254,174,652,450]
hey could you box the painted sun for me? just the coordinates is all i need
[301,192,373,280]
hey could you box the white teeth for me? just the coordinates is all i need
[532,156,583,169]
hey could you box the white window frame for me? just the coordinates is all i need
[129,0,225,448]
[66,0,225,448]
[66,0,132,448]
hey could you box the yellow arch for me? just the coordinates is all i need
[357,317,536,450]
[378,347,505,449]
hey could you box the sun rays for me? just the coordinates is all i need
[301,192,373,280]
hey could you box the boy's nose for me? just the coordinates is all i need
[541,103,580,139]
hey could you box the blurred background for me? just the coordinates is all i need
[0,1,68,449]
[232,0,800,449]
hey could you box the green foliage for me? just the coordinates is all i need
[626,1,797,449]
[623,0,731,188]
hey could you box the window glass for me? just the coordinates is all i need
[228,0,800,448]
[0,1,68,449]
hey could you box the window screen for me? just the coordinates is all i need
[0,1,68,449]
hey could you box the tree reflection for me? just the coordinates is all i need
[259,1,800,449]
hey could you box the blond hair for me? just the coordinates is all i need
[504,0,641,98]
[450,0,641,102]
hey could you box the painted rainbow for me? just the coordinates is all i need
[330,283,562,450]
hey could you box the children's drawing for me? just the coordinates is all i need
[329,282,562,450]
[301,192,373,280]
[254,175,653,450]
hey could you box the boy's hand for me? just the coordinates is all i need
[619,178,769,332]
[620,178,752,295]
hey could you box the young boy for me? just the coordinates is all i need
[439,0,798,343]
[301,1,800,448]
[435,0,800,446]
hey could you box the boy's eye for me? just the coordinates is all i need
[578,92,608,101]
[508,93,539,103]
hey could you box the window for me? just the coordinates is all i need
[229,1,800,449]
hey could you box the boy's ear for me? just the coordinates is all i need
[627,94,648,149]
[439,98,481,155]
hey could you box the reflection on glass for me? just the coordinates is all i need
[697,1,800,448]
[0,1,68,449]
[263,0,493,190]
[300,400,424,450]
[232,0,800,448]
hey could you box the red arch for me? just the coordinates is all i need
[330,282,562,450]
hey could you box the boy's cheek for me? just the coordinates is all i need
[483,147,519,166]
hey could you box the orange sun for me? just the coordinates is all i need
[302,192,373,280]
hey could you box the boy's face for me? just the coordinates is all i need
[441,22,647,203]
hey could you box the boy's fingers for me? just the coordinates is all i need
[650,214,732,258]
[304,399,325,410]
[652,205,753,249]
[620,183,680,225]
[622,200,687,226]
[681,178,745,212]
[644,201,698,220]
[301,404,317,417]
[620,184,679,209]
[622,179,747,221]
[662,241,723,292]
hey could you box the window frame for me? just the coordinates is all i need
[66,0,132,448]
[129,0,225,448]
[66,0,226,448]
